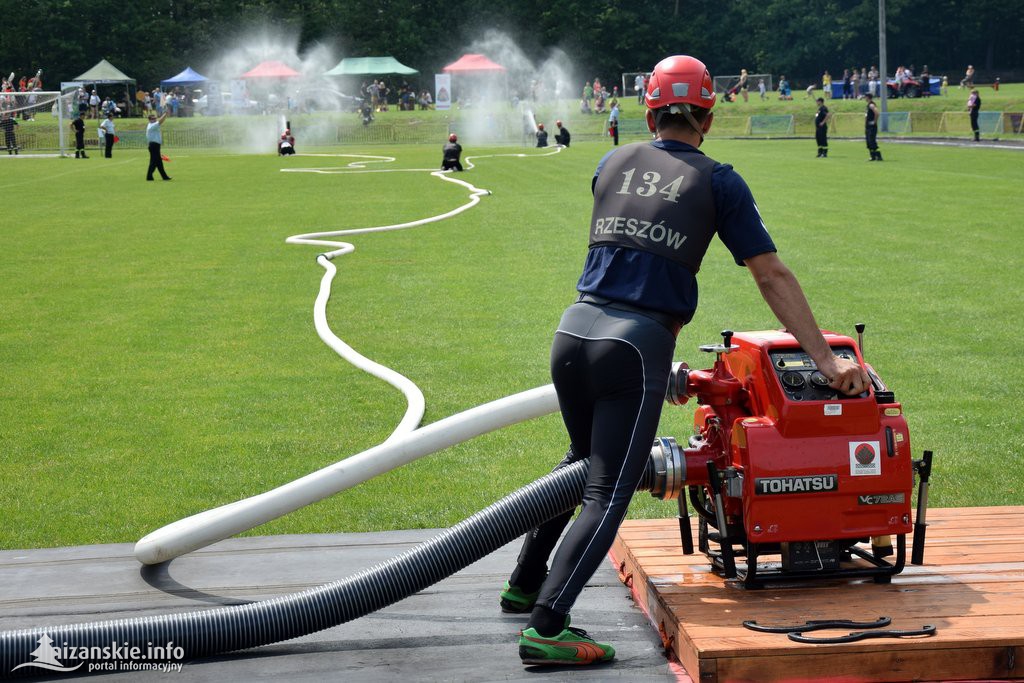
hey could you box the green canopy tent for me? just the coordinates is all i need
[63,59,136,113]
[324,56,419,109]
[323,56,418,77]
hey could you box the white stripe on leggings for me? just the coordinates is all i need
[550,328,648,609]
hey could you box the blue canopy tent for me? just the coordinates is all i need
[159,67,212,116]
[161,67,210,88]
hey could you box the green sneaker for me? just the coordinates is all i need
[518,626,615,666]
[499,581,538,614]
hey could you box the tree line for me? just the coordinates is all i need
[0,0,1019,92]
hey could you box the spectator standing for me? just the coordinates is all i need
[634,73,645,104]
[851,68,860,98]
[608,100,620,145]
[967,88,982,141]
[868,66,879,97]
[99,112,116,158]
[960,65,974,88]
[89,89,100,118]
[145,111,171,181]
[732,69,749,102]
[814,97,830,157]
[554,119,571,147]
[583,82,593,112]
[71,111,88,158]
[758,78,766,100]
[865,93,882,161]
[941,75,949,96]
[920,65,931,96]
[822,70,832,99]
[842,69,852,99]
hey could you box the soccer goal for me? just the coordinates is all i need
[938,111,1004,135]
[621,72,651,101]
[713,74,773,98]
[748,114,794,136]
[0,90,73,156]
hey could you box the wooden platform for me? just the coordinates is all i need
[610,506,1024,683]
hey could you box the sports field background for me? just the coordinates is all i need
[1,135,1022,549]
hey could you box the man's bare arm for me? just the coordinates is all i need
[744,252,870,395]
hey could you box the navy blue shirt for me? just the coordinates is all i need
[577,140,776,324]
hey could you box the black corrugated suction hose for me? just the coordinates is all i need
[1,457,657,678]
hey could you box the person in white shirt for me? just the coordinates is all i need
[99,112,116,158]
[145,111,171,181]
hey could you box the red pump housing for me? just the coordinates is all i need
[661,328,924,586]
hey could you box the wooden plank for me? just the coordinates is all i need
[714,645,1023,682]
[611,507,1024,682]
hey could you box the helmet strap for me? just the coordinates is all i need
[655,104,706,143]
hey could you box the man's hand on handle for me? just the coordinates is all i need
[818,355,872,396]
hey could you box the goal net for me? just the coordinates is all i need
[0,90,73,156]
[713,74,773,97]
[748,114,794,136]
[938,111,1004,135]
[621,72,651,101]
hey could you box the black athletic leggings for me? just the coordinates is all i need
[511,301,675,616]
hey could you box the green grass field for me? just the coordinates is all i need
[1,136,1022,550]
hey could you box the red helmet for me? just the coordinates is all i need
[555,119,562,127]
[645,55,716,112]
[448,133,457,142]
[537,122,544,130]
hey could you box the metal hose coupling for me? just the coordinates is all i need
[646,436,686,500]
[665,362,690,406]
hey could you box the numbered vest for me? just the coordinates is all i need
[589,144,717,273]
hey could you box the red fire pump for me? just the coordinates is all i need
[646,326,934,588]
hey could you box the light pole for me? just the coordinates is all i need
[879,0,888,131]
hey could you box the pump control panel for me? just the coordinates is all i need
[769,346,858,401]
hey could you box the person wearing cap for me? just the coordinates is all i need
[99,112,116,158]
[145,110,171,181]
[440,132,463,171]
[554,119,571,147]
[814,97,831,157]
[70,111,88,158]
[865,93,882,160]
[501,54,870,667]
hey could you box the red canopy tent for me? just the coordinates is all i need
[241,61,301,79]
[442,54,507,73]
[441,54,509,106]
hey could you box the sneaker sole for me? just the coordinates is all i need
[500,600,534,614]
[520,657,612,666]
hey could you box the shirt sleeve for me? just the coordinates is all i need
[591,149,618,194]
[712,163,777,265]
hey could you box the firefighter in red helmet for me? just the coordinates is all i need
[441,132,463,171]
[503,55,869,667]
